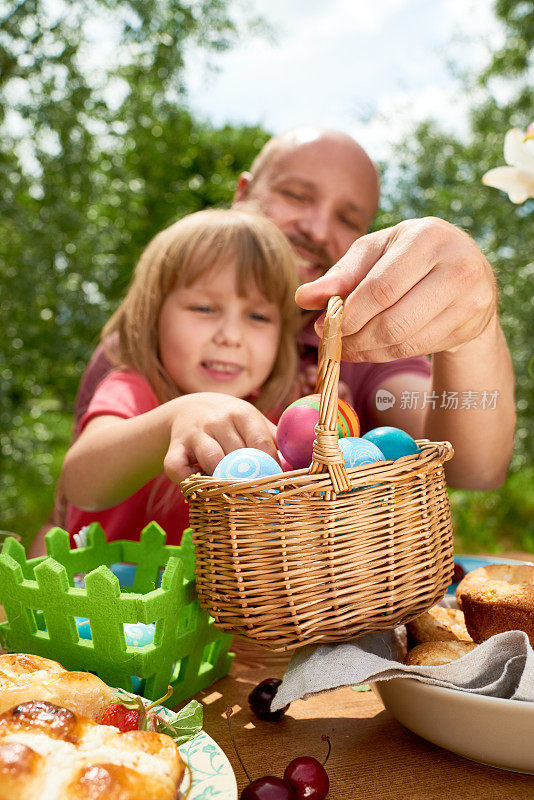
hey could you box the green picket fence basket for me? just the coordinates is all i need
[0,523,233,705]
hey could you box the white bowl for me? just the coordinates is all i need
[374,678,534,774]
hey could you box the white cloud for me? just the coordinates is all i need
[184,0,504,159]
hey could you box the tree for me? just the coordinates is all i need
[0,0,269,536]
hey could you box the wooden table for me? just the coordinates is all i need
[195,638,534,799]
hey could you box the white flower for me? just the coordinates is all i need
[482,125,534,204]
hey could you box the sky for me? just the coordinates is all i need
[182,0,504,162]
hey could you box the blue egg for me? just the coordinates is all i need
[213,448,283,480]
[75,617,155,647]
[338,437,385,468]
[362,426,420,460]
[123,622,155,647]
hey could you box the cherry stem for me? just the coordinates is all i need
[225,707,252,785]
[321,735,331,767]
[145,686,173,711]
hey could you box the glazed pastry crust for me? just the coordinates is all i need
[0,654,114,722]
[404,640,477,667]
[407,605,472,644]
[456,564,534,645]
[0,700,185,800]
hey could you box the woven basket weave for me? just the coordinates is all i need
[181,296,454,651]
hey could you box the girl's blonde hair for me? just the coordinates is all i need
[102,208,300,412]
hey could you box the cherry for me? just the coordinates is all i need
[225,708,330,800]
[283,757,329,800]
[248,678,289,721]
[241,777,297,800]
[452,561,466,583]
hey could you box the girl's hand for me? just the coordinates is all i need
[163,393,278,483]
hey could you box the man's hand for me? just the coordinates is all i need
[295,217,498,362]
[164,393,278,483]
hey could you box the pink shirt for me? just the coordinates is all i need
[66,371,189,546]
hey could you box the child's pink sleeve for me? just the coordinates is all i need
[78,371,160,433]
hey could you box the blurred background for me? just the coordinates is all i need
[1,0,532,554]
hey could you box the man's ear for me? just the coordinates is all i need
[233,172,253,203]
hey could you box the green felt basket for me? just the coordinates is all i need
[0,523,233,705]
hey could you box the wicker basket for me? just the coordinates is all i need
[181,296,455,651]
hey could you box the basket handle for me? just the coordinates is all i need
[309,296,351,495]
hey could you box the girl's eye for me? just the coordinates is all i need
[249,312,271,323]
[190,305,213,313]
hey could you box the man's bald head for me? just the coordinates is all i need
[234,127,380,284]
[248,127,379,198]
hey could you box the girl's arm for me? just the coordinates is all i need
[61,393,278,511]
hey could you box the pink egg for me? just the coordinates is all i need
[277,403,320,469]
[277,451,296,472]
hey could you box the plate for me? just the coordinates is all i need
[152,703,238,799]
[374,555,534,774]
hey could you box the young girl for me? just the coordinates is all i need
[53,209,299,548]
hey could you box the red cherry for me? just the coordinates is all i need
[452,561,466,583]
[284,756,329,800]
[248,678,289,721]
[241,776,296,800]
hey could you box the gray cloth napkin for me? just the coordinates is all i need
[271,601,534,710]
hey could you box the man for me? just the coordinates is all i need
[233,127,515,490]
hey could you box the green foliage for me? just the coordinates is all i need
[372,0,534,551]
[450,467,534,554]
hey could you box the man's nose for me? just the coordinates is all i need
[297,202,331,246]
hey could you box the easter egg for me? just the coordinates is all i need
[277,394,360,470]
[338,437,385,469]
[362,426,420,460]
[277,451,296,472]
[75,617,155,647]
[213,448,283,480]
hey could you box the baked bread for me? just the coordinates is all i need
[404,640,477,667]
[456,563,534,645]
[407,605,472,644]
[0,699,185,800]
[0,654,113,721]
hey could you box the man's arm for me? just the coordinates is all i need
[373,318,515,488]
[296,218,516,489]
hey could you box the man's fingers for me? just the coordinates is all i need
[339,305,486,363]
[339,235,439,337]
[295,228,393,311]
[341,264,458,355]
